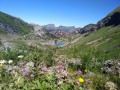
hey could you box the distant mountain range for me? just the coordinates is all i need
[42,24,80,32]
[0,6,120,38]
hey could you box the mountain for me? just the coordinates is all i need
[57,25,76,32]
[0,12,58,50]
[79,24,96,33]
[0,11,33,35]
[32,24,58,39]
[43,24,56,31]
[42,24,80,37]
[79,7,120,34]
[42,24,78,32]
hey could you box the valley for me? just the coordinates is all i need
[0,5,120,90]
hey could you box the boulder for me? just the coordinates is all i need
[102,60,120,76]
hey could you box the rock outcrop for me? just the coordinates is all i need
[79,7,120,34]
[102,60,120,76]
[0,23,19,33]
[79,24,97,34]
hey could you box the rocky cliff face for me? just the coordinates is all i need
[97,11,120,28]
[79,7,120,34]
[33,24,46,37]
[79,24,96,34]
[0,23,19,33]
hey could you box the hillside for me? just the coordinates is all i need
[0,13,59,50]
[0,11,33,35]
[57,7,120,89]
[79,7,120,34]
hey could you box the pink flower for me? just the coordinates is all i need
[75,79,80,85]
[64,79,69,83]
[75,70,82,75]
[21,68,30,76]
[41,67,48,72]
[30,74,34,78]
[57,60,63,66]
[56,65,64,71]
[68,73,73,77]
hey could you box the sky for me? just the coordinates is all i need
[0,0,120,27]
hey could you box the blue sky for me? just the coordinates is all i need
[0,0,120,27]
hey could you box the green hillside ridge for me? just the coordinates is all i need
[0,11,33,35]
[61,26,120,59]
[108,6,120,16]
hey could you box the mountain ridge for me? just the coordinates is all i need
[79,6,120,34]
[0,11,33,35]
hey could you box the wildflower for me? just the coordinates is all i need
[30,74,34,78]
[68,73,72,77]
[8,60,13,64]
[0,60,7,64]
[41,67,48,72]
[78,77,84,83]
[64,79,69,83]
[57,60,63,65]
[75,79,80,85]
[21,68,30,76]
[25,61,34,68]
[18,55,24,58]
[75,70,82,75]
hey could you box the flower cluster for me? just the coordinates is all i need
[0,60,13,65]
[1,59,94,89]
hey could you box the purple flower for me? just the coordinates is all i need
[41,67,48,72]
[56,65,64,71]
[68,73,73,77]
[75,70,82,75]
[21,68,30,76]
[64,79,69,83]
[57,60,63,66]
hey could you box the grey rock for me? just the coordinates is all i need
[102,60,120,76]
[105,81,117,90]
[0,23,19,34]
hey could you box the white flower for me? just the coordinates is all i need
[0,60,7,64]
[25,62,34,69]
[8,60,13,64]
[18,55,24,58]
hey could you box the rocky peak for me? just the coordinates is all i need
[79,6,120,34]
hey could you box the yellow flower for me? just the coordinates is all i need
[78,78,84,83]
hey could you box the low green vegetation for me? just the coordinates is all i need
[0,29,8,34]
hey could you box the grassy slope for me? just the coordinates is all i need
[0,11,33,35]
[61,26,120,60]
